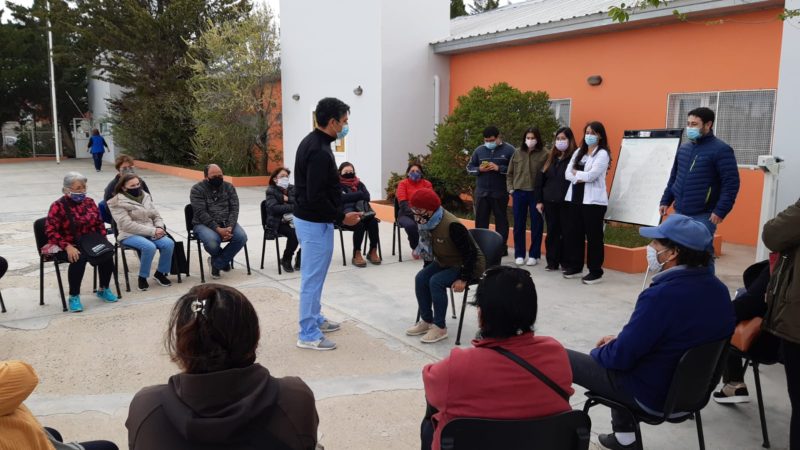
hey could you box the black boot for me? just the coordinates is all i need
[281,255,294,273]
[294,250,301,270]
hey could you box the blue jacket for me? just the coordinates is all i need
[88,135,108,154]
[660,132,740,218]
[467,142,515,198]
[591,266,735,411]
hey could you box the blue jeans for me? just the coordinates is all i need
[512,190,543,259]
[294,217,333,341]
[415,261,460,329]
[193,223,248,270]
[121,235,174,278]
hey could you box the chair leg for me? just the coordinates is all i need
[378,238,383,259]
[752,362,771,448]
[244,244,251,275]
[197,240,205,283]
[449,288,456,319]
[695,410,705,450]
[339,228,347,266]
[454,287,470,346]
[0,290,6,313]
[260,233,267,270]
[275,237,283,275]
[54,262,67,312]
[186,237,192,277]
[415,309,421,323]
[392,224,397,256]
[92,265,98,293]
[112,259,122,299]
[121,248,131,292]
[363,233,368,254]
[39,259,45,306]
[397,225,403,262]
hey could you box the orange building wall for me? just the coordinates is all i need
[449,9,783,246]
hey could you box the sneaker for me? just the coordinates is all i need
[515,257,525,265]
[526,257,538,266]
[367,248,382,265]
[68,295,83,312]
[713,383,750,404]
[545,264,559,271]
[352,251,367,268]
[319,320,341,333]
[208,257,221,279]
[96,288,118,303]
[154,271,172,287]
[222,262,232,272]
[598,433,635,450]
[137,276,149,291]
[281,256,295,273]
[582,273,603,285]
[406,321,432,336]
[420,325,448,344]
[296,337,337,351]
[563,269,584,279]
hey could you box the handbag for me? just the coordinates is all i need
[731,317,763,353]
[166,232,189,275]
[62,198,114,264]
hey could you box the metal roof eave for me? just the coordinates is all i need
[432,0,783,55]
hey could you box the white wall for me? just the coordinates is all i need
[773,0,800,213]
[280,0,450,197]
[86,72,123,162]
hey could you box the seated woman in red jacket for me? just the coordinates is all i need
[421,266,574,450]
[395,161,433,259]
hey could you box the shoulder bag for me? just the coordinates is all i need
[62,198,114,264]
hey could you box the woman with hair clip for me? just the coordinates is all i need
[126,284,321,450]
[563,122,611,285]
[507,127,549,266]
[535,127,578,272]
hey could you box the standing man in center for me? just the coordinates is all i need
[294,97,361,351]
[467,126,515,256]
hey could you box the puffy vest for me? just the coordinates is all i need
[430,210,486,279]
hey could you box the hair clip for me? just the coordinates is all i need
[191,299,207,317]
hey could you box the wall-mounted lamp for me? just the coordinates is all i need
[587,75,603,86]
[353,85,363,96]
[291,94,300,101]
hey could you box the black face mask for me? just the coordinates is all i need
[127,188,141,197]
[341,172,356,179]
[208,176,223,188]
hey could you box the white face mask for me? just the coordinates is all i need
[646,245,670,273]
[276,177,290,189]
[525,139,537,149]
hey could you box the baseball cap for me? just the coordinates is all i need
[639,214,712,251]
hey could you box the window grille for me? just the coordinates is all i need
[549,99,571,127]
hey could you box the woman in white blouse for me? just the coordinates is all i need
[563,122,610,284]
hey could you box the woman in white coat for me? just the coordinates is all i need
[108,173,174,291]
[562,121,610,285]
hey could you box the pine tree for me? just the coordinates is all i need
[451,0,468,18]
[469,0,501,14]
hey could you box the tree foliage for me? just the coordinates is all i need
[188,8,280,176]
[425,83,559,202]
[450,0,468,19]
[608,0,798,23]
[469,0,500,14]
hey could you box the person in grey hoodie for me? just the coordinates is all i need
[126,284,320,450]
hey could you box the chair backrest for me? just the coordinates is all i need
[440,410,591,450]
[184,204,194,233]
[97,200,113,224]
[393,196,400,219]
[0,256,8,279]
[260,199,268,230]
[33,217,49,255]
[661,337,730,416]
[468,228,504,267]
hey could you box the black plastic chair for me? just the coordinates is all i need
[184,204,251,283]
[728,344,781,448]
[0,256,7,313]
[391,197,403,262]
[33,218,69,312]
[440,410,592,450]
[259,200,289,274]
[336,219,383,266]
[583,337,730,450]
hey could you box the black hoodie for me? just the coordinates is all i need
[126,364,318,450]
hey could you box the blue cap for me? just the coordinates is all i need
[639,214,712,251]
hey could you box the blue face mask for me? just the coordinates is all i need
[70,192,86,203]
[686,127,702,141]
[409,171,422,182]
[584,135,599,147]
[485,141,497,150]
[337,124,349,140]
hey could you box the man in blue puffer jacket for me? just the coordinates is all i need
[659,107,740,241]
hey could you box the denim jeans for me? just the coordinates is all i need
[397,214,420,250]
[415,261,460,329]
[294,217,333,341]
[512,190,543,259]
[121,235,174,278]
[193,223,248,270]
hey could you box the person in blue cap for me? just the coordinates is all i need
[565,214,735,450]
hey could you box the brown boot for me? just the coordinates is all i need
[367,248,382,265]
[352,250,367,267]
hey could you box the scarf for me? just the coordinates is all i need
[123,191,145,203]
[416,207,444,262]
[339,175,361,191]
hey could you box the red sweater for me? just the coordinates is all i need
[45,196,106,250]
[396,178,433,203]
[422,333,573,450]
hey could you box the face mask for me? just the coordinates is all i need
[525,139,537,149]
[121,167,135,174]
[409,171,422,182]
[686,127,702,141]
[69,192,86,203]
[584,135,599,147]
[414,213,432,225]
[208,176,223,188]
[646,245,670,273]
[127,188,141,197]
[555,140,569,151]
[485,141,497,150]
[337,123,349,140]
[341,172,355,179]
[276,178,290,189]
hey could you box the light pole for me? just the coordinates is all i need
[46,0,61,164]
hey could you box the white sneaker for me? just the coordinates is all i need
[296,337,337,351]
[526,258,538,266]
[515,257,525,265]
[420,325,448,344]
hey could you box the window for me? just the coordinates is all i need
[549,99,571,127]
[666,90,776,166]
